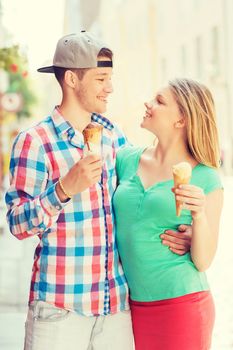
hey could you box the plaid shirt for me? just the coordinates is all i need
[5,108,129,316]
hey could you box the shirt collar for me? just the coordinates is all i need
[51,107,114,148]
[91,113,114,130]
[51,107,73,136]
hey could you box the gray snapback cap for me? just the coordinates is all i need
[37,31,112,73]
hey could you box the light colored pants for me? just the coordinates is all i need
[24,301,134,350]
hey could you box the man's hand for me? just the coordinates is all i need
[160,225,192,255]
[56,154,102,201]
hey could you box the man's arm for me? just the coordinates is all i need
[5,132,64,240]
[6,131,102,240]
[160,224,192,255]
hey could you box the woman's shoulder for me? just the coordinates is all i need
[116,145,145,177]
[194,163,221,178]
[117,145,145,161]
[192,163,223,194]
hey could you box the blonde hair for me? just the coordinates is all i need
[168,78,221,168]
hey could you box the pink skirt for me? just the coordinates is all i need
[130,291,215,350]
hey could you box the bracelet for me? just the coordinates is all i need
[58,178,72,199]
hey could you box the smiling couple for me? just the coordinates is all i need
[5,31,223,350]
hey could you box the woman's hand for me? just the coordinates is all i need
[174,184,206,220]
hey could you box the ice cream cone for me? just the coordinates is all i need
[83,122,103,156]
[172,162,192,216]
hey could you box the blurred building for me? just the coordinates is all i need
[63,0,101,33]
[155,0,233,174]
[0,1,5,44]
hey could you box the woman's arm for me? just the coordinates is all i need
[175,185,223,271]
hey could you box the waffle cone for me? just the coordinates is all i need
[172,162,192,217]
[173,173,191,216]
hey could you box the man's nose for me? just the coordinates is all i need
[104,80,113,93]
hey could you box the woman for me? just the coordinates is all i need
[113,78,223,350]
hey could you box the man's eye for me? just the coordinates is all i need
[97,79,104,82]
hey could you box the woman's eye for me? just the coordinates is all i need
[97,79,104,82]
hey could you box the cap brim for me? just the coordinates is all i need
[37,66,55,73]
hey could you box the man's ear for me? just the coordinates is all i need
[174,118,186,128]
[64,70,77,88]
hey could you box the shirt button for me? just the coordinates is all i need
[56,205,60,210]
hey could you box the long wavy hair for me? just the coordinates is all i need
[169,78,221,168]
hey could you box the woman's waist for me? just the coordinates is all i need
[122,259,208,293]
[126,269,209,303]
[117,224,191,240]
[118,237,192,263]
[129,290,212,306]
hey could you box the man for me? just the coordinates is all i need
[5,31,191,350]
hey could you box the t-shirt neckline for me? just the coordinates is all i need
[134,146,201,192]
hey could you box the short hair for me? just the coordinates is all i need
[54,47,113,85]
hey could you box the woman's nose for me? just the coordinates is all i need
[144,101,152,109]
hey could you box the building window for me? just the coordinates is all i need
[211,26,220,77]
[161,58,167,84]
[195,36,203,79]
[181,45,187,75]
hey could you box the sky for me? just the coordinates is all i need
[1,0,65,72]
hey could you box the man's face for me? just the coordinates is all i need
[74,57,113,114]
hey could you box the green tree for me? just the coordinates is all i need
[0,45,37,118]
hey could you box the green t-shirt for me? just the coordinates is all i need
[113,146,223,302]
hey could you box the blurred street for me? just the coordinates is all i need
[0,176,232,349]
[0,311,26,349]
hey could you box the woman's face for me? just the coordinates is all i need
[141,86,183,136]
